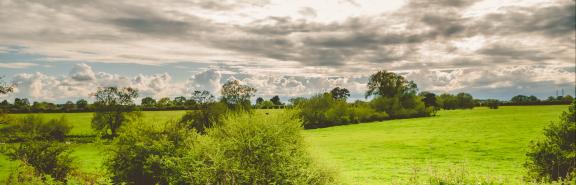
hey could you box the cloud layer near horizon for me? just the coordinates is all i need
[0,0,574,102]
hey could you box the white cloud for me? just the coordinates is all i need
[69,63,96,81]
[0,62,38,69]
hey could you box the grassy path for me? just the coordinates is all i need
[303,105,567,184]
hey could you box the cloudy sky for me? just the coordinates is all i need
[0,0,574,103]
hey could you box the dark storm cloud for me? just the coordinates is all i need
[478,44,554,61]
[109,18,192,36]
[472,3,576,37]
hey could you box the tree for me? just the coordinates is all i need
[562,95,574,104]
[14,98,31,110]
[511,95,529,104]
[141,97,156,108]
[255,97,264,105]
[420,91,439,115]
[76,99,88,110]
[365,70,417,98]
[270,95,283,105]
[173,96,186,106]
[485,99,499,109]
[220,80,256,111]
[528,95,540,103]
[91,87,139,138]
[525,100,576,182]
[419,91,438,108]
[191,90,214,105]
[456,93,474,109]
[63,101,75,111]
[157,97,173,108]
[330,87,350,100]
[180,90,226,133]
[289,97,307,106]
[0,76,14,94]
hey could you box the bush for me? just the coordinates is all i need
[5,141,74,183]
[349,101,388,123]
[525,100,576,182]
[106,121,197,185]
[179,102,228,133]
[186,112,337,184]
[0,115,72,142]
[106,111,337,185]
[486,99,499,109]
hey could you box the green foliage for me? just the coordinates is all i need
[525,100,576,182]
[185,112,337,184]
[0,76,14,95]
[298,92,429,128]
[105,112,336,185]
[365,70,417,98]
[298,93,349,128]
[5,163,48,185]
[256,100,275,109]
[5,142,74,183]
[486,99,500,109]
[330,87,350,100]
[91,87,139,137]
[437,93,475,110]
[106,121,197,185]
[270,95,284,105]
[220,80,256,112]
[179,102,228,133]
[0,115,72,142]
[140,97,156,107]
[370,95,428,118]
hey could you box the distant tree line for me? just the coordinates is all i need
[502,94,574,105]
[294,70,434,129]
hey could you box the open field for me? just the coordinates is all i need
[0,105,569,184]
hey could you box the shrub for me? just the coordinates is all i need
[0,115,72,142]
[106,112,337,185]
[179,102,228,133]
[349,102,388,123]
[486,99,499,109]
[5,163,51,185]
[106,121,197,185]
[187,112,337,184]
[525,100,576,182]
[5,141,74,183]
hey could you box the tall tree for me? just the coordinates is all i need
[141,97,156,108]
[63,101,75,111]
[91,87,138,137]
[76,99,88,110]
[255,97,264,105]
[270,95,283,105]
[330,87,350,101]
[173,96,186,106]
[191,90,215,105]
[157,97,173,108]
[220,80,256,111]
[419,91,438,108]
[365,70,417,98]
[0,76,14,95]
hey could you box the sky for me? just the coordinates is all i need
[0,0,574,103]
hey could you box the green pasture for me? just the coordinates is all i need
[0,106,569,184]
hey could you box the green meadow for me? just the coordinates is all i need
[0,105,568,184]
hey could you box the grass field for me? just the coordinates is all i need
[0,105,568,184]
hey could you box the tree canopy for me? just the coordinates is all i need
[365,70,417,98]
